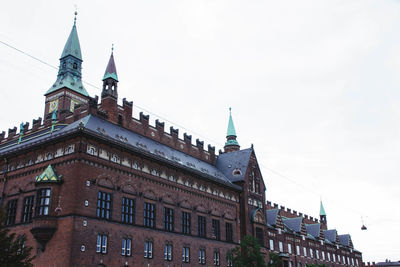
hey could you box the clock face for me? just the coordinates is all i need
[49,99,59,113]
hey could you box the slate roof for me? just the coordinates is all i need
[266,209,279,226]
[0,115,241,190]
[323,229,337,243]
[215,148,252,182]
[338,234,351,247]
[282,216,302,233]
[305,223,320,239]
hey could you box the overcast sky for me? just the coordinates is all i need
[1,0,399,262]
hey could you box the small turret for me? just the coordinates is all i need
[320,200,327,229]
[101,44,118,99]
[100,45,120,123]
[224,108,240,153]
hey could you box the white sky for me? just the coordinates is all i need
[1,0,399,262]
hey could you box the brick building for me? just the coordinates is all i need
[0,15,361,267]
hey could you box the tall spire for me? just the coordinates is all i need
[224,108,240,153]
[46,11,88,97]
[102,45,118,99]
[320,200,327,228]
[320,200,326,216]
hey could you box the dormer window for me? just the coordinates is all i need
[46,153,53,160]
[73,62,77,69]
[111,154,120,163]
[232,168,242,176]
[62,62,66,68]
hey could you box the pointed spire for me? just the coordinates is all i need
[320,200,326,216]
[46,11,88,97]
[103,44,118,81]
[61,11,82,60]
[224,107,240,152]
[101,45,118,99]
[227,107,237,137]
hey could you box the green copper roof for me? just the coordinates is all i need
[35,165,61,183]
[46,14,89,97]
[46,74,89,97]
[320,201,326,216]
[61,21,82,60]
[227,108,237,137]
[225,108,239,147]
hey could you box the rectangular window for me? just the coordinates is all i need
[122,238,132,256]
[322,251,325,260]
[144,202,155,228]
[198,216,206,237]
[316,249,319,259]
[5,199,18,225]
[310,248,314,258]
[213,251,220,266]
[288,243,292,254]
[303,247,307,257]
[255,227,264,246]
[163,207,174,232]
[212,219,220,240]
[121,197,135,224]
[270,239,274,251]
[21,196,34,223]
[199,248,206,264]
[164,243,172,261]
[296,245,300,255]
[278,241,283,252]
[96,191,112,220]
[96,234,107,254]
[36,188,51,216]
[343,255,345,263]
[182,246,190,263]
[144,241,153,258]
[226,222,233,242]
[289,262,293,267]
[327,252,331,261]
[181,211,191,234]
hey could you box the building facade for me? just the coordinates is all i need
[0,15,361,267]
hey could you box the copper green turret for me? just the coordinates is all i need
[320,200,327,229]
[224,108,240,153]
[46,12,88,97]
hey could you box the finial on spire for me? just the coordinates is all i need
[74,6,78,26]
[111,43,114,53]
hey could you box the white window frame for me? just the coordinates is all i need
[144,241,153,258]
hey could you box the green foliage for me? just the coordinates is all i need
[0,209,35,267]
[267,252,282,267]
[228,235,267,267]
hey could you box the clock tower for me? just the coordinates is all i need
[44,12,89,121]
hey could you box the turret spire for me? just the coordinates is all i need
[224,107,240,153]
[102,44,119,99]
[46,11,88,97]
[320,200,327,229]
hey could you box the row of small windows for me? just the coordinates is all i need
[86,144,238,202]
[96,191,234,242]
[96,234,227,265]
[269,240,359,266]
[5,145,74,172]
[5,188,51,226]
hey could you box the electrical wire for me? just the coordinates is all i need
[0,38,375,224]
